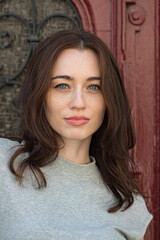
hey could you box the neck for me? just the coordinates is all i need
[58,137,91,164]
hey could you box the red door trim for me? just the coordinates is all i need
[70,0,96,33]
[154,0,160,239]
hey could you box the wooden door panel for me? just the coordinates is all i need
[115,1,158,239]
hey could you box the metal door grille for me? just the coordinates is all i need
[0,0,82,137]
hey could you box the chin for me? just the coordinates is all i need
[61,132,92,141]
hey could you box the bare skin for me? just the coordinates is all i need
[45,48,105,164]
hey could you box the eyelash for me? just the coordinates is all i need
[55,84,69,89]
[54,84,101,91]
[88,85,100,90]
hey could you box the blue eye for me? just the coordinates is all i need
[88,85,100,90]
[55,84,69,89]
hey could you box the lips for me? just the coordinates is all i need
[64,116,90,126]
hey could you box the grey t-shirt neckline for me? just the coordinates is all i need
[52,155,98,177]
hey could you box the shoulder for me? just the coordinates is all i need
[0,137,21,158]
[126,194,152,220]
[0,137,20,148]
[130,194,150,211]
[116,194,153,239]
[0,138,22,174]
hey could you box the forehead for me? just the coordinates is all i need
[52,48,100,75]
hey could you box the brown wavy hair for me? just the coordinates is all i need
[9,30,140,212]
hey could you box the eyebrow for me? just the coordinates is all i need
[51,75,101,81]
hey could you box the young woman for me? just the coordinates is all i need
[0,30,152,240]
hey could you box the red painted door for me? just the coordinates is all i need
[71,0,160,239]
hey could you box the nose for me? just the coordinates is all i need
[69,88,86,110]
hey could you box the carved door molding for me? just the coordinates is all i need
[113,1,159,239]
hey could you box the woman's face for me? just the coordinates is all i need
[45,48,106,143]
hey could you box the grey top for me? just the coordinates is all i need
[0,138,152,240]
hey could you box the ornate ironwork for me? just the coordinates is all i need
[0,0,82,137]
[0,0,82,89]
[0,30,13,49]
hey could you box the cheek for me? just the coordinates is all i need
[45,102,65,126]
[44,99,56,124]
[98,105,106,124]
[98,110,105,124]
[45,95,59,115]
[92,101,106,123]
[97,98,106,116]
